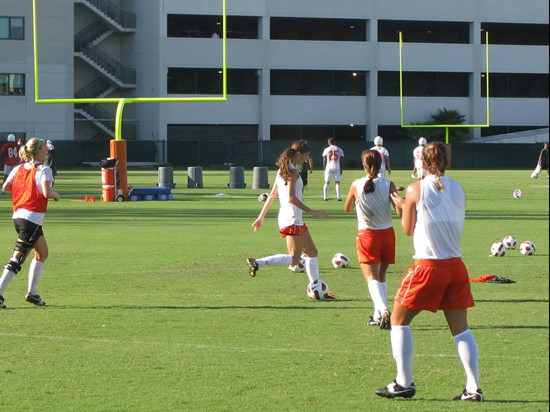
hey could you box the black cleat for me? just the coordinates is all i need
[380,309,392,330]
[0,295,6,309]
[246,258,258,277]
[25,293,46,306]
[453,388,483,402]
[375,380,416,399]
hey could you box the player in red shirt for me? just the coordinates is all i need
[0,138,60,309]
[1,134,20,182]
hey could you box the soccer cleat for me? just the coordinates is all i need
[246,258,258,277]
[380,309,392,330]
[25,293,46,306]
[411,174,416,178]
[367,316,381,326]
[375,380,416,399]
[325,291,336,299]
[0,295,6,309]
[453,388,483,402]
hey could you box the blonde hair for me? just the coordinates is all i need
[277,140,311,182]
[19,138,44,168]
[422,142,448,192]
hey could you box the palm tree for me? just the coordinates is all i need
[406,108,471,142]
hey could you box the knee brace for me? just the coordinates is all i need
[4,258,22,274]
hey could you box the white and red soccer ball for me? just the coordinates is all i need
[513,189,522,199]
[490,242,506,257]
[332,253,350,268]
[306,279,332,300]
[520,241,536,255]
[502,235,517,249]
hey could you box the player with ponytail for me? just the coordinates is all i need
[376,142,483,402]
[0,138,60,309]
[344,150,402,329]
[247,140,333,298]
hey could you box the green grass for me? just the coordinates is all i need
[0,168,548,411]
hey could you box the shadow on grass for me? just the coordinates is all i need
[476,298,549,303]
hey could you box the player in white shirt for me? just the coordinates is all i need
[344,150,402,330]
[322,137,344,201]
[247,140,333,298]
[376,142,482,402]
[412,137,427,179]
[370,136,391,178]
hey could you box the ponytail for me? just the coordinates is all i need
[277,140,312,183]
[422,142,448,192]
[361,150,381,194]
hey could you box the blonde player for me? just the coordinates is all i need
[322,137,344,201]
[376,142,482,402]
[344,150,402,330]
[247,140,333,297]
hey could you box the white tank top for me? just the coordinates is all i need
[353,176,393,230]
[413,175,465,259]
[276,164,304,229]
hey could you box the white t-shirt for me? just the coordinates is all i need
[413,175,465,259]
[276,164,304,229]
[413,145,425,176]
[353,176,393,230]
[322,145,344,171]
[370,146,389,176]
[5,161,54,225]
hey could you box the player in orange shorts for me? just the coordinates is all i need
[375,142,483,402]
[344,149,402,329]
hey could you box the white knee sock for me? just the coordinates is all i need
[0,268,16,296]
[367,279,387,319]
[28,259,44,295]
[323,183,328,200]
[391,325,414,388]
[336,183,341,200]
[304,256,320,283]
[256,254,292,268]
[381,281,388,303]
[453,329,480,392]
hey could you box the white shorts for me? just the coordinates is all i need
[324,168,341,183]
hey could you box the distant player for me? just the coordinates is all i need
[1,134,20,182]
[531,143,549,178]
[370,136,391,177]
[412,137,427,180]
[0,138,60,309]
[322,137,344,201]
[344,149,402,329]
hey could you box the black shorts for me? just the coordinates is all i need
[13,218,44,246]
[299,171,308,187]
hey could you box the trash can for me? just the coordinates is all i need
[252,167,269,189]
[158,166,175,189]
[228,166,246,188]
[187,166,203,188]
[100,157,118,202]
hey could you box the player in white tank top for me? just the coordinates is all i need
[248,140,334,298]
[345,149,402,328]
[378,142,482,402]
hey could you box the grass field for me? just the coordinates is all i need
[0,167,548,411]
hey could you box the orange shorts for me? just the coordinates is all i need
[394,258,474,313]
[279,223,308,237]
[356,227,395,264]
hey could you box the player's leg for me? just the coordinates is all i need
[300,231,321,284]
[361,263,387,325]
[323,169,332,200]
[0,237,34,308]
[26,235,48,305]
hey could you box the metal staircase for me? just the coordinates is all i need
[74,0,136,139]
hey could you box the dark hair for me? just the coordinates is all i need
[277,139,311,182]
[361,150,381,194]
[422,142,448,192]
[327,137,335,146]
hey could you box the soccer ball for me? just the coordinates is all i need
[513,189,522,199]
[306,279,331,300]
[257,193,269,202]
[288,257,306,273]
[502,235,517,249]
[490,242,506,257]
[520,241,536,255]
[332,253,350,268]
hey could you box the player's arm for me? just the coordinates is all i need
[388,182,403,217]
[288,169,327,218]
[252,184,278,231]
[344,183,357,213]
[385,155,391,175]
[391,181,420,236]
[41,179,60,201]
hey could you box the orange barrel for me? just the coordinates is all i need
[101,168,116,202]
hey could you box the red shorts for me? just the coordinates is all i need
[356,227,395,264]
[279,223,308,237]
[394,258,475,313]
